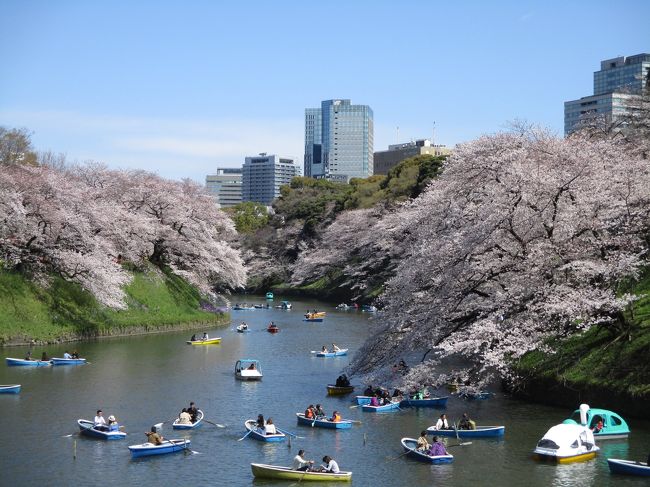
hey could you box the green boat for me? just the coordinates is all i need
[250,463,352,482]
[562,404,630,440]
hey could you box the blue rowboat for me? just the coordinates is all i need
[0,384,21,394]
[304,318,324,322]
[607,458,650,477]
[401,438,454,464]
[128,438,190,458]
[315,349,348,357]
[78,419,127,440]
[361,401,400,413]
[426,425,505,438]
[51,357,87,365]
[355,395,372,405]
[400,396,449,408]
[5,358,52,367]
[172,410,204,430]
[295,413,353,429]
[244,419,286,442]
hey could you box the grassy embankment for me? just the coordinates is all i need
[512,270,650,416]
[0,266,228,345]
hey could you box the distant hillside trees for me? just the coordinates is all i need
[0,127,245,308]
[350,128,650,390]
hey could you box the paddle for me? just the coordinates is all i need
[387,450,411,461]
[237,429,253,441]
[448,441,473,447]
[203,419,226,428]
[347,420,362,424]
[349,405,360,409]
[277,427,304,439]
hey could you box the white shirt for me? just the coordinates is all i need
[434,418,449,430]
[264,423,277,435]
[63,352,72,359]
[293,454,309,470]
[324,459,340,473]
[94,415,106,427]
[178,412,192,424]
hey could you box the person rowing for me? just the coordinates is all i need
[145,426,163,445]
[293,449,314,471]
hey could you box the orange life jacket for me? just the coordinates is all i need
[305,409,314,419]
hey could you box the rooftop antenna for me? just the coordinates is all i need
[432,121,436,146]
[396,126,399,144]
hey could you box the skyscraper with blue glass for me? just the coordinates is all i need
[304,99,373,181]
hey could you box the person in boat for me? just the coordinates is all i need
[94,410,108,431]
[417,430,430,451]
[71,351,79,359]
[364,385,374,396]
[269,321,276,328]
[247,362,257,370]
[240,322,248,330]
[107,415,119,431]
[256,414,265,429]
[332,343,340,352]
[335,374,350,387]
[304,405,315,419]
[322,345,329,353]
[314,404,326,418]
[591,418,604,433]
[63,351,72,359]
[187,402,199,422]
[330,410,341,422]
[201,332,209,340]
[145,426,163,445]
[392,388,403,398]
[319,456,340,474]
[433,413,450,430]
[458,412,475,430]
[293,449,314,471]
[428,436,448,457]
[264,417,277,435]
[370,395,380,406]
[41,352,49,361]
[190,334,197,341]
[178,408,192,425]
[24,351,34,361]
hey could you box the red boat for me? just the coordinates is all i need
[267,323,280,333]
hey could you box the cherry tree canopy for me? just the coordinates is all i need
[350,129,650,389]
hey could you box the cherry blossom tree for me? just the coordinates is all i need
[350,128,650,390]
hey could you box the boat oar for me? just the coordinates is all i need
[204,419,226,428]
[277,428,304,439]
[387,449,411,461]
[448,441,472,447]
[237,429,254,441]
[347,420,362,424]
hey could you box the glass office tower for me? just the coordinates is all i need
[241,154,299,205]
[304,99,373,181]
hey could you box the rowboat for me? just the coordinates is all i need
[562,404,630,440]
[128,439,190,458]
[315,349,348,357]
[251,463,352,481]
[233,304,255,310]
[426,425,505,438]
[326,385,354,395]
[5,358,52,367]
[355,395,372,405]
[235,359,263,380]
[304,311,326,321]
[607,458,650,477]
[236,324,250,333]
[400,438,454,464]
[400,396,448,408]
[304,317,324,322]
[533,423,599,463]
[186,337,222,345]
[276,301,292,310]
[361,305,377,312]
[296,413,353,429]
[361,401,400,412]
[244,419,286,442]
[78,419,127,440]
[458,391,493,400]
[0,384,21,394]
[172,409,204,429]
[267,324,280,333]
[51,357,87,365]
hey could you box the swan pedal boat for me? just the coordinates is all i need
[78,419,127,440]
[235,359,263,380]
[533,423,599,463]
[296,413,353,429]
[315,349,348,357]
[51,357,87,365]
[172,409,204,429]
[128,438,190,457]
[0,384,21,394]
[426,425,505,438]
[251,463,352,481]
[400,396,448,408]
[186,337,222,345]
[361,401,400,412]
[607,458,650,477]
[6,358,52,367]
[562,406,630,440]
[401,438,454,464]
[326,385,355,395]
[244,419,286,442]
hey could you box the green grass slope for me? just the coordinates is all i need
[0,266,227,345]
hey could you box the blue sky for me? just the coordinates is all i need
[1,1,648,181]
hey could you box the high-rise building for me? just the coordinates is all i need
[304,99,373,181]
[564,53,650,135]
[242,154,299,205]
[373,139,451,175]
[205,168,243,208]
